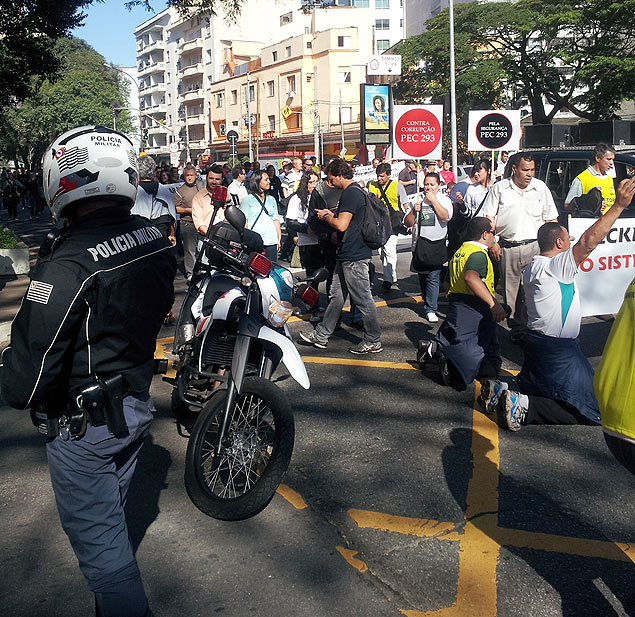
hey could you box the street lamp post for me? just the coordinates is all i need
[449,0,458,178]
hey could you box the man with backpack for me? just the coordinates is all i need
[368,162,409,290]
[299,158,383,355]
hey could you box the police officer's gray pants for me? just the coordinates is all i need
[46,394,154,617]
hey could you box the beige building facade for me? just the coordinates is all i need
[134,1,395,165]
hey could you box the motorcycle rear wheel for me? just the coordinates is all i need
[184,376,295,520]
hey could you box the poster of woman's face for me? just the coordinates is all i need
[363,84,390,131]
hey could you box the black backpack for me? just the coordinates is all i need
[351,184,392,250]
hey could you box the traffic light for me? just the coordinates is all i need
[219,123,226,136]
[142,129,149,141]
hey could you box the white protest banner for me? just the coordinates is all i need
[568,218,635,316]
[392,105,443,161]
[468,110,521,152]
[353,162,404,186]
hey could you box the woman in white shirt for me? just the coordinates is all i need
[284,171,321,274]
[462,159,491,216]
[404,172,453,323]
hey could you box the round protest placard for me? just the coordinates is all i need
[467,110,521,152]
[393,107,442,159]
[475,113,512,149]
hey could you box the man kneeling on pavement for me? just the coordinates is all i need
[418,217,508,389]
[482,175,635,431]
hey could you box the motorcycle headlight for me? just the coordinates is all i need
[268,300,294,327]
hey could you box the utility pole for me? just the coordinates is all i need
[339,85,344,154]
[449,0,458,178]
[247,72,253,162]
[313,66,320,166]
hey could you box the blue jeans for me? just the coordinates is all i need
[316,259,381,343]
[418,269,441,313]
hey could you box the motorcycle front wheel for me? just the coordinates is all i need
[184,376,295,520]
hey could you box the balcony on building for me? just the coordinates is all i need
[138,61,165,77]
[145,102,167,115]
[181,62,204,78]
[139,37,165,55]
[180,87,204,102]
[185,112,206,125]
[179,37,203,53]
[140,81,166,96]
[187,138,207,150]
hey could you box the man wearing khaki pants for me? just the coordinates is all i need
[482,152,559,342]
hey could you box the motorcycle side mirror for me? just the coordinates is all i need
[225,205,246,238]
[311,267,330,286]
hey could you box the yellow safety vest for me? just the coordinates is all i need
[448,242,495,298]
[595,276,635,441]
[576,168,616,215]
[369,180,399,211]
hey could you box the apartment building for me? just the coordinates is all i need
[210,25,371,162]
[134,0,394,163]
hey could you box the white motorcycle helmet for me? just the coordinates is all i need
[43,125,139,220]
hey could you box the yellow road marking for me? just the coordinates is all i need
[155,337,420,373]
[348,509,460,542]
[288,294,425,323]
[303,356,418,371]
[276,484,308,510]
[336,547,369,573]
[155,338,177,379]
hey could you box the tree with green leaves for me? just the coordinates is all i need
[395,0,635,126]
[0,0,91,108]
[1,1,244,109]
[1,38,133,169]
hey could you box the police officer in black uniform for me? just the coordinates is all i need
[0,126,176,617]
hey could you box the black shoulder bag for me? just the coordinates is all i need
[376,181,405,234]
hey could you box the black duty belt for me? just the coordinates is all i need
[499,238,537,248]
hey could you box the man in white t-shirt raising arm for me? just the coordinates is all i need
[482,176,635,431]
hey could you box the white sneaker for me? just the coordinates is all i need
[426,312,439,323]
[479,379,509,414]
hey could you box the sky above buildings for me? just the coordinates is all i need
[72,1,159,67]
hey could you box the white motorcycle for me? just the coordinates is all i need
[172,197,326,520]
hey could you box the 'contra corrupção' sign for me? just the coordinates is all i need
[392,105,443,160]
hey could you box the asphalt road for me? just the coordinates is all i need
[1,240,635,617]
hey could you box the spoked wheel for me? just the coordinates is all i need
[184,376,294,520]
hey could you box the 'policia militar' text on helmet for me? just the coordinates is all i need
[43,125,139,220]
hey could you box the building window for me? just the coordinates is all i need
[354,0,369,5]
[206,49,212,63]
[285,46,292,58]
[340,107,352,124]
[231,89,237,105]
[338,69,351,83]
[375,19,389,30]
[287,75,296,94]
[268,115,276,131]
[215,93,223,107]
[376,39,390,52]
[337,36,351,47]
[280,12,293,25]
[307,41,312,49]
[249,84,255,102]
[375,0,389,7]
[272,50,278,62]
[400,18,403,27]
[267,80,275,97]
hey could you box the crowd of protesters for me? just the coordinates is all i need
[3,146,633,440]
